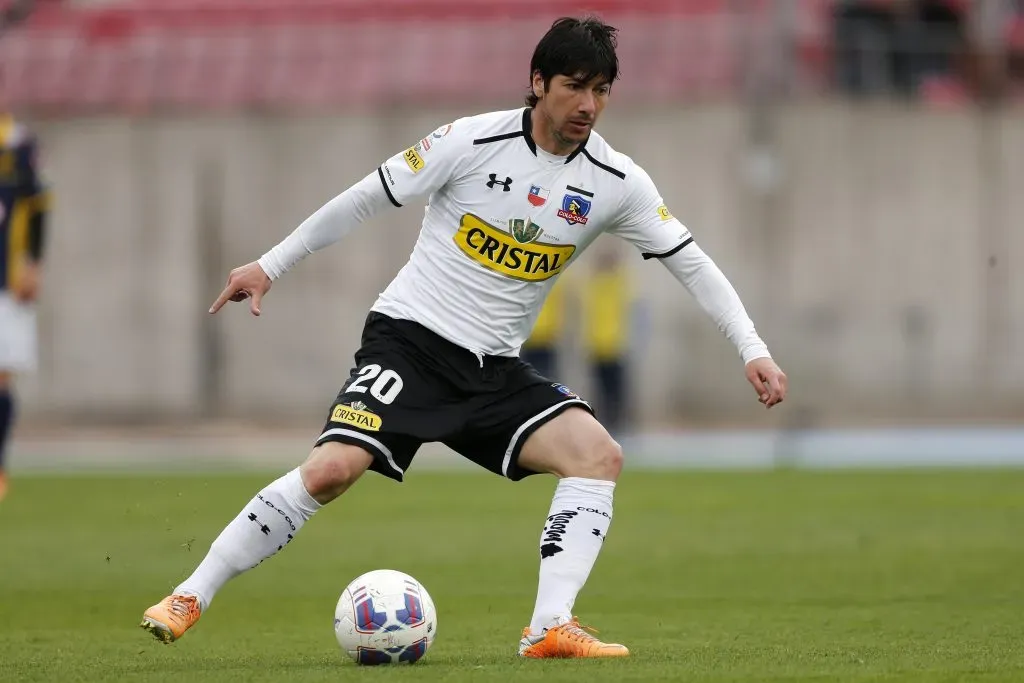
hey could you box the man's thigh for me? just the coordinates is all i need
[443,367,593,481]
[515,405,620,479]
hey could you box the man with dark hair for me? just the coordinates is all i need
[141,16,787,658]
[0,111,49,501]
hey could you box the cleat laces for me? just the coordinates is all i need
[560,617,600,644]
[167,596,199,621]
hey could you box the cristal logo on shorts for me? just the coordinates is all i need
[331,402,382,431]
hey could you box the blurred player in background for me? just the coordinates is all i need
[141,16,787,657]
[582,246,633,436]
[0,111,49,501]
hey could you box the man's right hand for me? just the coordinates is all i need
[209,261,272,316]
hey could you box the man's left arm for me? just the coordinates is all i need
[608,165,787,407]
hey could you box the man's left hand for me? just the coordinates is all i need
[11,261,41,303]
[745,357,787,408]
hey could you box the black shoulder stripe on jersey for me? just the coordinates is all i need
[581,149,626,179]
[378,166,402,208]
[566,184,594,198]
[473,131,524,146]
[641,237,694,260]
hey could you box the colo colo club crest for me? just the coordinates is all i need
[557,186,593,225]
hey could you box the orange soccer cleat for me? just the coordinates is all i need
[140,594,201,643]
[518,617,630,658]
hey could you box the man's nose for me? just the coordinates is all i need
[578,92,595,116]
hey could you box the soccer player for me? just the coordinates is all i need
[0,112,49,501]
[141,17,787,657]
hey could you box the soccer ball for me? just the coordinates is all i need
[334,569,437,665]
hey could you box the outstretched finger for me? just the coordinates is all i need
[209,284,237,314]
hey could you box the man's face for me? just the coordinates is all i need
[533,72,610,148]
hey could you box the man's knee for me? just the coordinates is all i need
[300,442,374,504]
[578,438,623,480]
[518,408,624,481]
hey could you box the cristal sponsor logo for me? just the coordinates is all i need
[331,402,382,432]
[403,147,426,174]
[454,214,575,282]
[657,205,673,221]
[576,506,611,519]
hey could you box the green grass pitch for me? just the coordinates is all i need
[1,468,1023,682]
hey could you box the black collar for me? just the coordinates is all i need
[522,107,589,163]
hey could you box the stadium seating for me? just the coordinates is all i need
[0,0,883,112]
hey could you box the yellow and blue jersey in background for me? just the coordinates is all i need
[524,276,568,350]
[582,263,633,362]
[0,114,50,292]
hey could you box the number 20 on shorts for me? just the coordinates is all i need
[347,364,404,404]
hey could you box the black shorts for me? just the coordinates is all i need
[316,312,592,482]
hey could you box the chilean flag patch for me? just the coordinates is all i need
[527,185,549,207]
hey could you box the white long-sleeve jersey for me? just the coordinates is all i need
[259,107,770,363]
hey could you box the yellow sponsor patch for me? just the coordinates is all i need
[331,403,382,432]
[403,147,426,174]
[454,214,575,282]
[657,205,673,221]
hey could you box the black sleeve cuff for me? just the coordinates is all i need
[377,167,402,208]
[641,236,693,260]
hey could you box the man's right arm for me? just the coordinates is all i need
[257,170,392,280]
[257,121,468,281]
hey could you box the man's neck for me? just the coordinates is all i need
[530,112,577,157]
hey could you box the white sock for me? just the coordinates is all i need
[529,477,615,634]
[175,468,321,611]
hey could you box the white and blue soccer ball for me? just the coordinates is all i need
[334,569,437,665]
